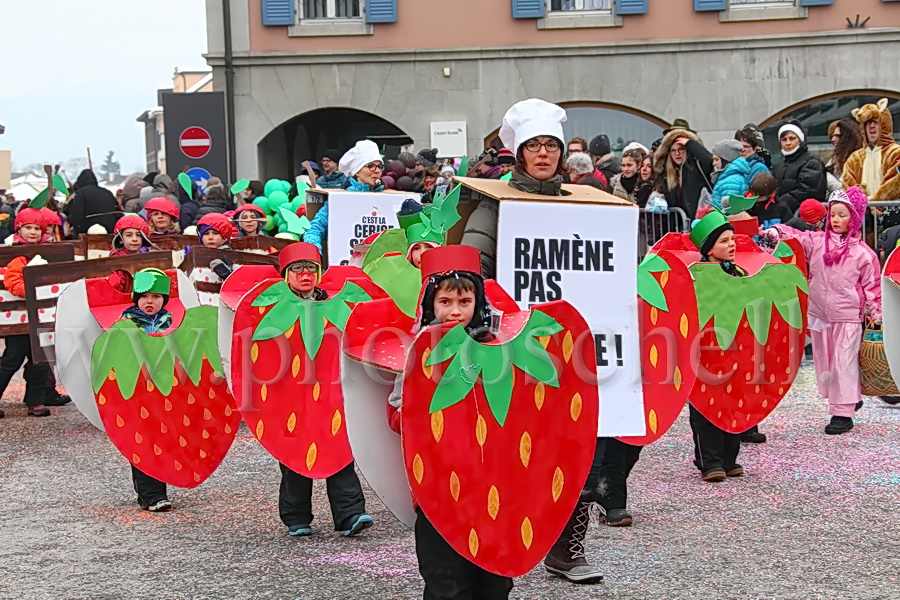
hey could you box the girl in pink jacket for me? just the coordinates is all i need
[773,186,881,435]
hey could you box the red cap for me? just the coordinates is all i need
[235,204,265,217]
[279,242,322,275]
[114,214,150,236]
[198,213,237,240]
[799,199,827,224]
[14,208,44,230]
[39,208,61,228]
[420,245,482,280]
[145,197,180,219]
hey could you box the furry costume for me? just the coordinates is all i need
[652,128,713,218]
[842,98,900,203]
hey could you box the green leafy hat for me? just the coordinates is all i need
[690,210,733,255]
[726,194,758,215]
[406,222,444,246]
[133,268,171,296]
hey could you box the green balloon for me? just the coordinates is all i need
[268,190,289,211]
[280,180,292,194]
[289,197,302,213]
[264,215,275,232]
[278,223,288,234]
[254,197,269,213]
[264,179,282,198]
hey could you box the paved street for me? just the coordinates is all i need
[1,363,898,600]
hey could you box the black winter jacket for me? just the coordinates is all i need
[65,169,120,234]
[771,144,827,213]
[192,196,233,226]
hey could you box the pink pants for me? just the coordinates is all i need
[811,322,863,418]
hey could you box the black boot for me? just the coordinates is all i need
[543,492,603,584]
[824,416,854,435]
[740,425,766,444]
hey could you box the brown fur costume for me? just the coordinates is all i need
[842,98,900,202]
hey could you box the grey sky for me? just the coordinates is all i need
[1,0,208,173]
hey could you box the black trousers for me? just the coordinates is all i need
[689,405,741,472]
[278,462,366,530]
[131,465,168,508]
[415,509,513,600]
[584,438,643,510]
[0,335,50,408]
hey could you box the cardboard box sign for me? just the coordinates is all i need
[26,251,175,365]
[179,247,279,306]
[458,177,646,438]
[306,188,421,268]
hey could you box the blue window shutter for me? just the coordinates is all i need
[366,0,397,23]
[800,0,834,5]
[616,0,647,15]
[261,0,295,25]
[512,0,546,19]
[693,0,727,11]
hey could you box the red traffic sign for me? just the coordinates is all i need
[179,126,212,159]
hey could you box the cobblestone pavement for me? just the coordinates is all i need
[1,363,898,600]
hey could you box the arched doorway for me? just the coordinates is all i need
[483,102,668,151]
[258,108,413,180]
[760,91,900,161]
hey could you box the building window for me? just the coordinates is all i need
[550,0,611,12]
[539,0,620,28]
[721,0,807,22]
[302,0,361,19]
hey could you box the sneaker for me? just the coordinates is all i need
[725,465,745,478]
[27,405,50,417]
[825,416,854,435]
[740,428,767,444]
[147,499,173,512]
[602,508,633,527]
[44,393,71,407]
[288,524,312,537]
[342,514,374,537]
[855,400,864,412]
[701,468,727,482]
[879,396,900,405]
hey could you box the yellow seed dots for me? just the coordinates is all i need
[412,453,424,484]
[132,453,141,465]
[680,314,689,339]
[650,306,658,326]
[519,432,532,468]
[331,410,342,436]
[255,420,264,440]
[431,410,444,443]
[538,335,551,349]
[108,371,116,381]
[292,355,301,378]
[116,415,125,428]
[164,399,173,412]
[306,442,318,471]
[147,380,154,393]
[98,394,107,406]
[487,486,500,520]
[563,331,574,363]
[183,415,191,427]
[187,394,196,405]
[203,408,212,421]
[250,343,259,363]
[199,449,207,459]
[648,409,658,434]
[285,323,296,339]
[261,384,268,402]
[521,517,534,550]
[422,348,433,379]
[313,382,321,401]
[649,344,658,368]
[570,393,583,422]
[534,383,545,410]
[552,467,564,502]
[475,415,487,447]
[179,436,187,448]
[468,529,479,558]
[173,460,183,471]
[450,471,460,501]
[660,270,669,288]
[287,412,297,433]
[153,445,162,456]
[134,432,143,444]
[674,367,683,392]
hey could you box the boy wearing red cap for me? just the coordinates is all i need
[786,199,827,232]
[145,197,181,235]
[111,214,155,256]
[276,242,374,538]
[0,209,54,417]
[234,204,265,237]
[197,213,236,249]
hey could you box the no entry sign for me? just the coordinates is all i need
[179,127,212,159]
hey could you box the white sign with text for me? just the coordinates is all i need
[324,190,420,266]
[430,121,467,158]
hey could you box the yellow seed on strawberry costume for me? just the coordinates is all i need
[255,420,264,440]
[538,335,550,349]
[160,422,168,434]
[116,415,125,428]
[431,410,444,443]
[134,432,143,444]
[200,449,207,459]
[762,399,768,408]
[450,471,460,501]
[258,306,265,315]
[660,271,669,288]
[132,453,140,464]
[422,348,433,379]
[563,331,574,363]
[519,432,532,468]
[193,472,201,483]
[140,406,149,420]
[174,460,182,470]
[313,382,321,401]
[224,405,233,417]
[98,393,106,406]
[680,314,689,339]
[292,355,301,378]
[164,399,173,412]
[153,445,162,456]
[261,384,268,402]
[570,393,583,422]
[147,380,154,392]
[649,344,658,368]
[203,408,212,421]
[534,383,545,410]
[475,415,487,447]
[648,409,658,434]
[179,436,187,448]
[208,389,215,399]
[187,394,195,405]
[286,323,295,338]
[412,453,424,483]
[183,415,191,427]
[674,367,683,392]
[650,306,658,325]
[468,529,479,558]
[331,410,342,436]
[552,467,564,502]
[251,343,259,363]
[224,423,232,434]
[287,412,297,433]
[521,518,534,550]
[306,442,318,471]
[202,430,210,439]
[173,375,179,387]
[487,486,500,520]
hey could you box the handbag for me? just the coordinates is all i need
[859,319,900,396]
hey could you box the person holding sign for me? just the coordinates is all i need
[304,140,385,253]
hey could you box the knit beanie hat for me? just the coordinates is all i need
[322,149,341,163]
[416,149,438,168]
[799,199,827,225]
[496,148,516,165]
[712,139,743,165]
[589,134,612,157]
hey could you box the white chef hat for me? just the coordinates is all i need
[339,140,382,177]
[499,99,567,155]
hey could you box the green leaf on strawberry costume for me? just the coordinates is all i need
[91,306,224,399]
[29,188,49,209]
[52,174,69,196]
[637,253,671,311]
[457,156,468,178]
[362,229,409,270]
[690,262,809,348]
[363,253,421,317]
[250,280,372,359]
[773,241,795,259]
[177,172,192,196]
[426,310,563,426]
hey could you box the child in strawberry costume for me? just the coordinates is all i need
[119,268,175,512]
[197,213,236,249]
[234,204,265,237]
[144,197,181,235]
[275,242,374,538]
[770,187,881,435]
[111,214,155,257]
[689,210,747,481]
[0,208,54,418]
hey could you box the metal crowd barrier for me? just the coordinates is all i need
[637,207,690,259]
[862,200,900,260]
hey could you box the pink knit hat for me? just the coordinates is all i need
[824,186,868,265]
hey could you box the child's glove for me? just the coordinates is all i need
[210,258,233,281]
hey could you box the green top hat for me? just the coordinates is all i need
[690,210,730,251]
[133,268,171,296]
